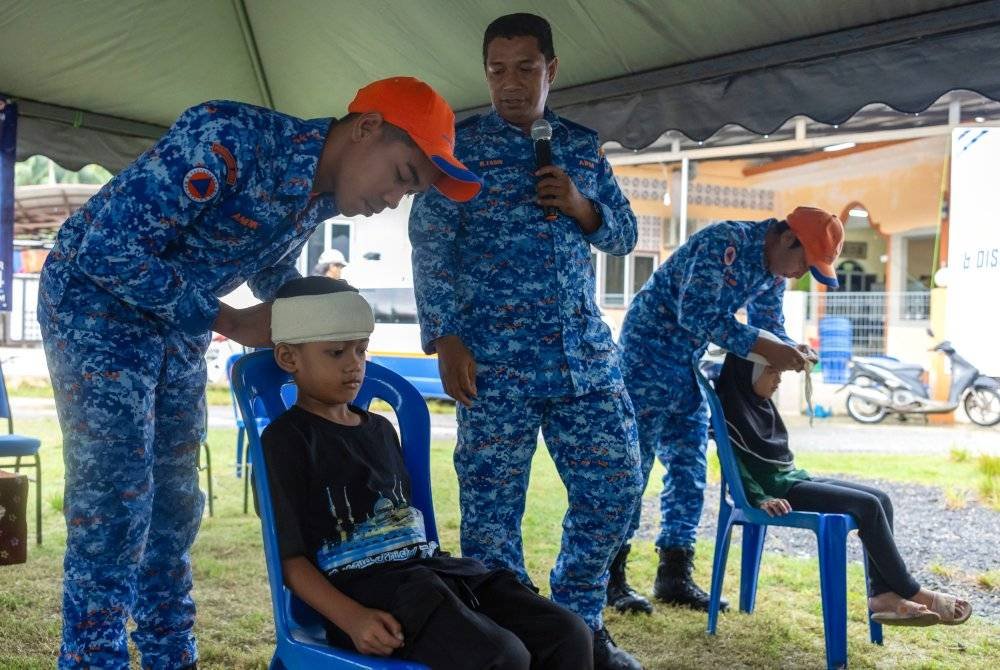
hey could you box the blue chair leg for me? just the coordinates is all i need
[861,550,883,646]
[35,455,42,544]
[707,503,735,634]
[817,516,850,670]
[236,427,245,478]
[739,523,767,613]
[244,462,252,515]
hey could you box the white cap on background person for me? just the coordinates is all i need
[317,249,347,267]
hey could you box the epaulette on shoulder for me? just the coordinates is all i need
[560,117,599,138]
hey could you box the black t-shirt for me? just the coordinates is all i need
[262,405,437,575]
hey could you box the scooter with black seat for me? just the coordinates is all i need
[839,331,1000,426]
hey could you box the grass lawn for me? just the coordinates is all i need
[9,380,459,416]
[0,416,996,669]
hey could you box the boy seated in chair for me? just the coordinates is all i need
[262,276,593,668]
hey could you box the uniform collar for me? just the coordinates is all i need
[481,106,568,137]
[278,116,333,199]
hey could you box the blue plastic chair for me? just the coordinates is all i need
[226,352,270,514]
[231,350,433,670]
[0,360,42,544]
[698,368,882,670]
[227,353,254,477]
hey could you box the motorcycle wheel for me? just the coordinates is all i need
[964,387,1000,427]
[846,393,888,424]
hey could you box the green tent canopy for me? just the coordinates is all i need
[2,0,1000,170]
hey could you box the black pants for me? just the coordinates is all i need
[327,560,593,670]
[785,478,920,598]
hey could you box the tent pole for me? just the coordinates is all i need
[678,157,689,245]
[232,0,275,109]
[0,98,16,312]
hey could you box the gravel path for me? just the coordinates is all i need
[783,415,1000,456]
[636,476,1000,622]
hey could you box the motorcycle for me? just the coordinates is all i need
[839,335,1000,427]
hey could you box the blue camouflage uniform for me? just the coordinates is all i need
[409,108,644,631]
[619,220,795,549]
[38,101,338,669]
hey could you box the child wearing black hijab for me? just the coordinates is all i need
[715,352,972,627]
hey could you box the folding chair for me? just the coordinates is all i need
[698,368,882,670]
[0,360,42,544]
[231,350,432,669]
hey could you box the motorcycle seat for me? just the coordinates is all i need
[854,357,924,376]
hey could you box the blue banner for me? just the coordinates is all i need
[0,100,15,312]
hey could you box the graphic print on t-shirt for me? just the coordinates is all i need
[316,473,435,574]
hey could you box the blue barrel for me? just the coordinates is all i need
[819,317,852,383]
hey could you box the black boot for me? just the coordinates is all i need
[593,626,643,670]
[653,546,728,612]
[606,544,653,614]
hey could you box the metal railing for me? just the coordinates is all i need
[2,275,42,344]
[806,291,930,357]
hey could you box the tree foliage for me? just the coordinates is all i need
[15,155,112,186]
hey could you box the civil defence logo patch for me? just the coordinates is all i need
[183,167,220,203]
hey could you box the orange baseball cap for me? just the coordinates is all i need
[786,206,845,288]
[348,77,481,202]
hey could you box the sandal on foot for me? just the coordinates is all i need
[927,592,973,625]
[871,608,940,627]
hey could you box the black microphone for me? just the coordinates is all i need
[531,118,558,221]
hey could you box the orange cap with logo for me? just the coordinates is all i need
[348,76,481,202]
[786,206,845,288]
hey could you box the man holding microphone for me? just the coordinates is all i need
[410,13,644,670]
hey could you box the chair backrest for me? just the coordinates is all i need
[226,352,291,430]
[230,350,437,639]
[696,367,754,512]
[0,359,13,433]
[225,353,246,424]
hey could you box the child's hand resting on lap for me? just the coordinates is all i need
[343,605,405,656]
[760,498,792,517]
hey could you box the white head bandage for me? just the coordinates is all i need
[741,329,815,425]
[744,329,783,371]
[271,281,374,344]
